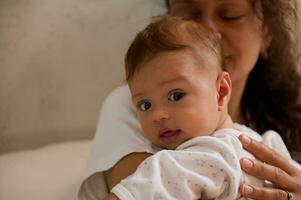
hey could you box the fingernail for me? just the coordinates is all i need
[240,135,251,146]
[242,158,253,171]
[242,184,253,195]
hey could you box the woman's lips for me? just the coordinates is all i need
[159,128,181,144]
[225,55,232,61]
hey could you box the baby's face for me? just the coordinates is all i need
[129,49,224,149]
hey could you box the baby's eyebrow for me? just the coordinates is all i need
[131,92,143,101]
[159,76,188,87]
[131,76,188,100]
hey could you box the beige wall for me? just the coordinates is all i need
[1,0,300,153]
[0,0,166,153]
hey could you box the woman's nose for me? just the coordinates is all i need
[152,106,170,123]
[199,16,221,35]
[205,21,218,32]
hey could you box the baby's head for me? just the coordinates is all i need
[125,16,232,149]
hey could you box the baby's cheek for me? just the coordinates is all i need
[140,121,150,133]
[178,111,201,130]
[141,122,157,140]
[185,113,213,135]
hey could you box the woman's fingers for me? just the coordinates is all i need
[240,183,291,200]
[240,158,297,190]
[239,134,301,199]
[238,134,295,174]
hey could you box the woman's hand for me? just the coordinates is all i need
[238,134,301,200]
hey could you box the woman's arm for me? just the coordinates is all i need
[238,135,301,200]
[103,193,119,200]
[104,152,152,190]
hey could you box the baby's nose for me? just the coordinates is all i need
[152,107,170,123]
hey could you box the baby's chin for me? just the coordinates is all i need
[154,140,184,150]
[161,136,199,150]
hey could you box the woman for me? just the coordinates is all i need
[78,0,301,199]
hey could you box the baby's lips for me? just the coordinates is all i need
[159,128,177,136]
[159,129,181,144]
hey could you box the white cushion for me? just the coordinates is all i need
[0,140,91,200]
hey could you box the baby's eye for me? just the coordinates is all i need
[168,91,185,102]
[137,101,152,112]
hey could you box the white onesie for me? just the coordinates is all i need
[111,128,292,200]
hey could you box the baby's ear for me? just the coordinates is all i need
[216,72,232,111]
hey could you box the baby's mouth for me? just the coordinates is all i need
[159,128,181,144]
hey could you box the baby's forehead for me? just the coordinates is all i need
[160,47,222,73]
[128,47,222,88]
[135,49,220,81]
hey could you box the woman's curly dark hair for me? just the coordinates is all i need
[243,0,301,153]
[166,0,301,154]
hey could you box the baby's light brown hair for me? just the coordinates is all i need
[125,16,224,81]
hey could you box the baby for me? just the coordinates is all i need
[105,16,292,200]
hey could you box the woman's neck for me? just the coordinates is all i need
[229,79,247,124]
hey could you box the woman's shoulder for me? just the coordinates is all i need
[103,84,131,106]
[234,123,287,146]
[233,123,263,141]
[100,84,134,117]
[234,123,293,160]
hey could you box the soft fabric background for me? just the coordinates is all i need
[0,140,91,200]
[0,0,165,153]
[0,0,166,200]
